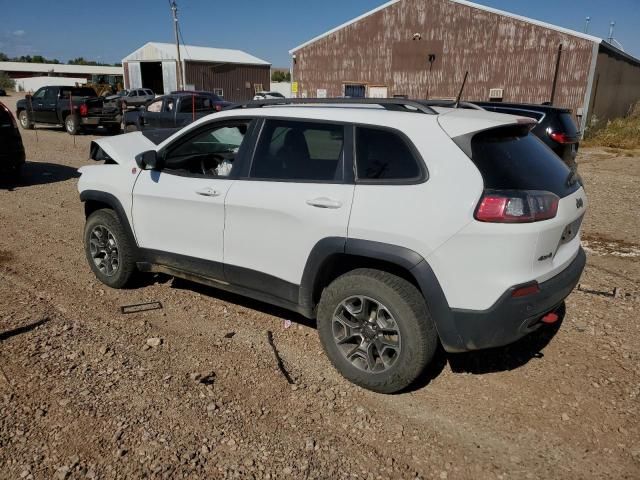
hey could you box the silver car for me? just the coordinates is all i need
[120,89,156,108]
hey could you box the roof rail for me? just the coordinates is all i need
[225,97,438,115]
[417,100,486,111]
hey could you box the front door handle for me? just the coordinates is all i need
[195,187,221,198]
[306,197,342,209]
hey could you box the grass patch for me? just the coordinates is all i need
[583,102,640,150]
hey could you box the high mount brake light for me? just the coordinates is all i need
[549,131,577,144]
[475,190,559,223]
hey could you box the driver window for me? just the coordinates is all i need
[163,121,250,177]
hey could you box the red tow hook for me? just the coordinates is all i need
[541,312,559,324]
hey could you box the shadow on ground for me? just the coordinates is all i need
[0,318,50,342]
[0,162,79,190]
[136,274,565,391]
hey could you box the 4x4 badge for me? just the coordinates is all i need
[576,198,584,209]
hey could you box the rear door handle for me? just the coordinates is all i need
[306,197,342,209]
[195,187,221,198]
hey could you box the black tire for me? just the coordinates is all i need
[107,124,122,135]
[84,209,136,289]
[125,124,138,133]
[317,269,438,394]
[18,110,34,130]
[64,114,81,135]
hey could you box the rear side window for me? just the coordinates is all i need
[469,126,579,197]
[355,127,422,182]
[179,96,212,113]
[250,120,344,182]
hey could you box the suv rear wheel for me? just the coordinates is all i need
[84,209,136,288]
[317,269,437,393]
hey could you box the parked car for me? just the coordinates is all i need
[78,98,587,393]
[123,92,228,131]
[116,89,156,108]
[472,102,581,168]
[0,100,26,178]
[15,86,121,135]
[254,91,286,100]
[0,89,7,97]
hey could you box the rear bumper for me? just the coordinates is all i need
[81,115,121,127]
[418,248,586,353]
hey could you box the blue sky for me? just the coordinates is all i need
[1,0,638,66]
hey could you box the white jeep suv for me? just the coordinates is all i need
[78,99,587,393]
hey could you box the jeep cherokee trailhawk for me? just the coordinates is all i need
[78,98,587,393]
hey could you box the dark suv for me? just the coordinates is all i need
[474,102,580,168]
[0,101,26,178]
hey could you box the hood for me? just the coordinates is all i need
[89,132,157,166]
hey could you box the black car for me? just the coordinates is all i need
[0,101,26,177]
[124,92,229,131]
[0,89,7,97]
[473,102,580,168]
[170,90,232,111]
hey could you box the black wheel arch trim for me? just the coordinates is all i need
[80,190,139,253]
[299,237,464,351]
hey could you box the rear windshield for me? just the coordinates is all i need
[467,125,580,198]
[60,87,97,99]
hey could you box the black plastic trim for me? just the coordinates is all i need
[79,190,139,251]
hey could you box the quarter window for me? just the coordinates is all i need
[250,120,344,182]
[355,127,422,181]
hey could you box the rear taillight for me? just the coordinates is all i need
[0,103,17,128]
[215,104,222,112]
[549,132,577,144]
[511,283,540,298]
[475,190,559,223]
[79,104,89,117]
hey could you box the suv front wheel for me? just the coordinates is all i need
[84,209,136,289]
[317,269,437,393]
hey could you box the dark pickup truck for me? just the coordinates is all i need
[16,86,122,135]
[123,92,230,132]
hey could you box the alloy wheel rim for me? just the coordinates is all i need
[20,112,28,127]
[66,118,74,131]
[331,296,402,373]
[89,225,119,277]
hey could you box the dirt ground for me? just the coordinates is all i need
[1,93,639,480]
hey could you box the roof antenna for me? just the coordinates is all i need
[454,71,469,108]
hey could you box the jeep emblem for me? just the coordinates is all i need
[576,198,584,209]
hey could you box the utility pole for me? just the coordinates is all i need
[171,1,183,91]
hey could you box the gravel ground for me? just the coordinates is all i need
[1,94,639,479]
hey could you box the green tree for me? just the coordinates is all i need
[0,72,16,91]
[0,52,9,61]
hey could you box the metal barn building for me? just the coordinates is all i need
[122,42,271,101]
[289,0,640,132]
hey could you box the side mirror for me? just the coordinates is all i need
[135,150,164,170]
[25,94,32,101]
